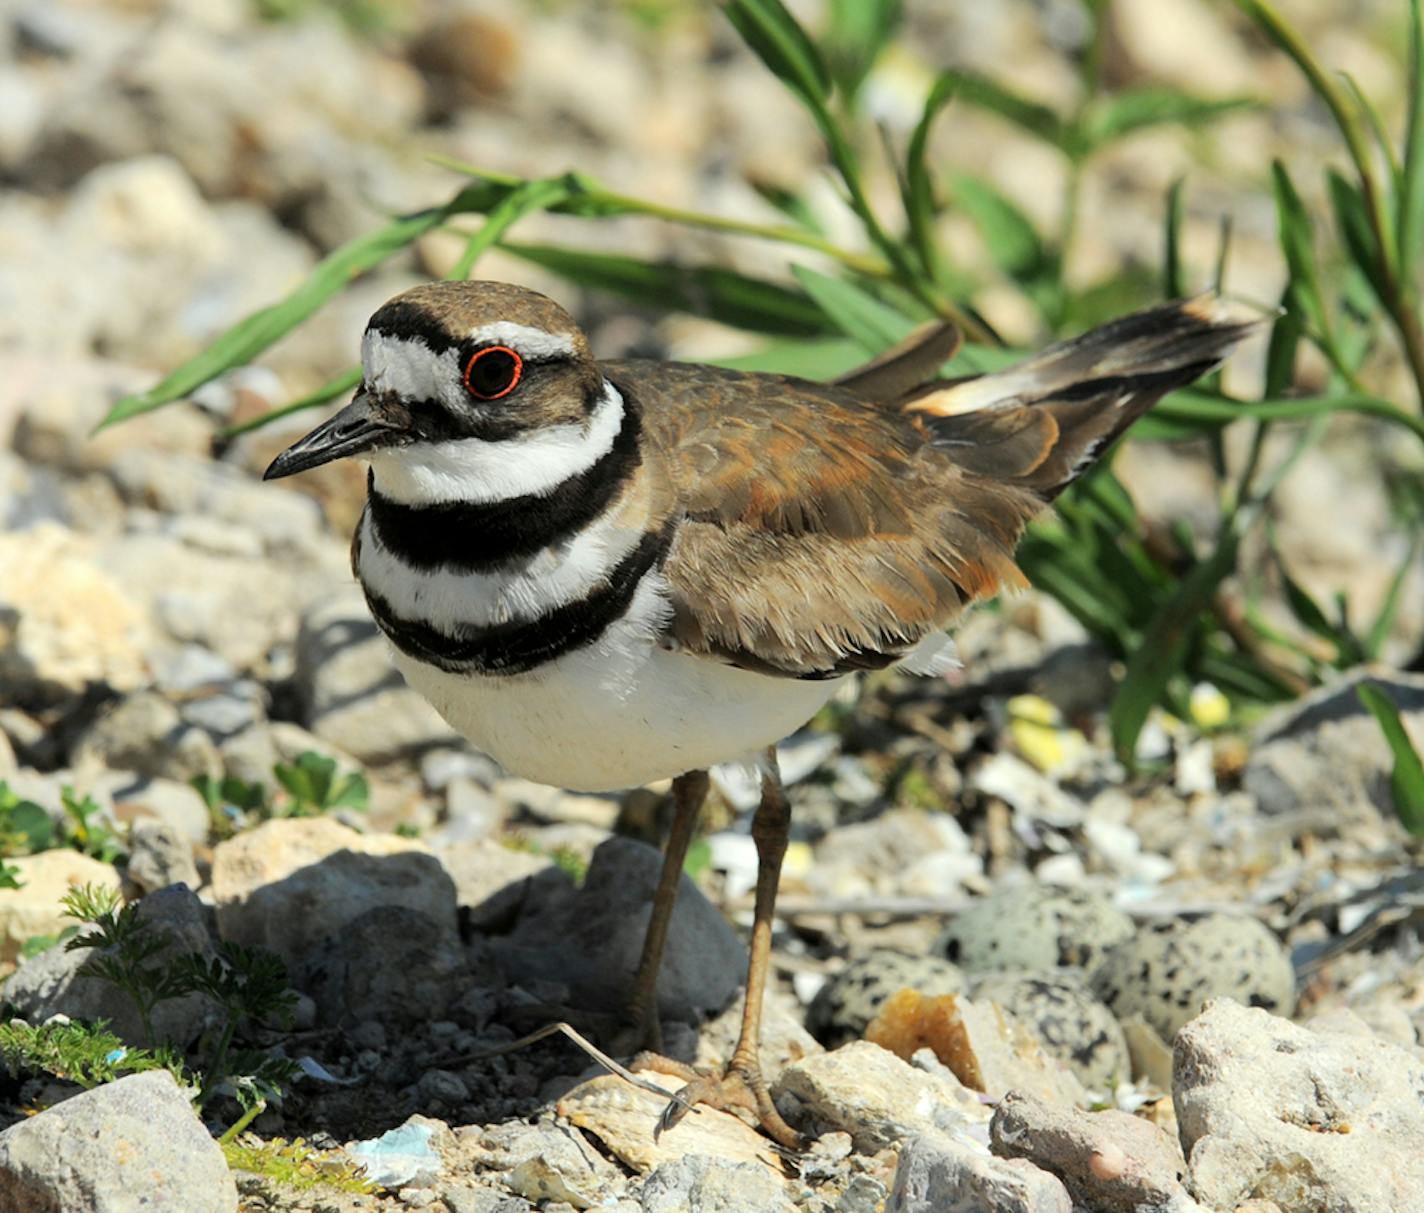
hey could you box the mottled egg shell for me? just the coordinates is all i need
[970,970,1129,1090]
[936,885,1135,980]
[807,951,966,1048]
[1090,913,1296,1042]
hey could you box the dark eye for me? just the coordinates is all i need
[463,346,523,400]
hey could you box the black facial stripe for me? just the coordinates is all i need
[363,528,670,676]
[367,302,460,356]
[367,387,642,572]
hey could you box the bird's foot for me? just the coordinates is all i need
[631,1051,805,1151]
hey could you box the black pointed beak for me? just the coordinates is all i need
[263,391,399,480]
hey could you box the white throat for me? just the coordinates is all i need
[366,381,625,506]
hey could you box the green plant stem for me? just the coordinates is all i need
[429,155,888,276]
[219,1098,266,1146]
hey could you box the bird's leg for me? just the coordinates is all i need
[616,768,708,1054]
[650,747,804,1150]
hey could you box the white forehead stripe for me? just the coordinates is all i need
[366,381,625,506]
[361,331,468,412]
[467,321,576,360]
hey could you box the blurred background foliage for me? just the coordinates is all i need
[105,0,1424,791]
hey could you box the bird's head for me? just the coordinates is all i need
[264,281,607,501]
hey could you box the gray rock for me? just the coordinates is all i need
[294,589,457,763]
[1244,670,1424,827]
[1090,914,1295,1042]
[990,1091,1200,1213]
[297,905,469,1027]
[0,1069,237,1213]
[435,838,557,927]
[4,884,219,1048]
[970,971,1128,1090]
[70,691,219,783]
[807,951,966,1048]
[444,1188,532,1213]
[886,1129,1072,1213]
[114,775,212,845]
[492,837,744,1023]
[125,818,201,895]
[1174,999,1424,1212]
[773,1041,984,1153]
[481,1121,622,1210]
[637,1154,795,1213]
[211,817,458,965]
[936,885,1134,982]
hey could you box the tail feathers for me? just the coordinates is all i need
[904,295,1261,498]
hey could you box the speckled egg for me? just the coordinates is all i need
[935,885,1135,980]
[1089,913,1296,1042]
[970,970,1129,1090]
[806,951,967,1048]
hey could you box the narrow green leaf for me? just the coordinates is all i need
[1110,531,1239,761]
[1365,533,1422,660]
[823,0,902,101]
[1263,287,1302,398]
[940,70,1069,152]
[1401,0,1424,284]
[504,243,830,336]
[1356,682,1424,834]
[1086,89,1256,144]
[904,73,956,283]
[950,175,1049,282]
[5,801,54,854]
[722,0,832,108]
[1327,168,1390,306]
[715,336,867,378]
[221,366,362,438]
[1163,177,1185,298]
[1271,159,1327,337]
[790,265,917,353]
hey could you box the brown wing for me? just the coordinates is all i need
[603,360,1038,679]
[831,320,961,401]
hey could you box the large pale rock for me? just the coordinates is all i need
[491,837,743,1024]
[211,817,457,964]
[636,1153,796,1213]
[990,1091,1201,1213]
[1244,670,1424,828]
[70,691,220,783]
[887,1129,1072,1213]
[1173,999,1424,1211]
[0,850,121,968]
[773,1041,984,1153]
[0,1069,237,1213]
[0,523,151,705]
[295,589,457,763]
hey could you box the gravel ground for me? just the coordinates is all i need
[2,2,1423,1212]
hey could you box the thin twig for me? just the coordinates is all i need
[428,1021,698,1115]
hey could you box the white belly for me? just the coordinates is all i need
[392,640,846,792]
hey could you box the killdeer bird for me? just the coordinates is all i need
[266,280,1254,1147]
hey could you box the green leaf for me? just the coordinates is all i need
[1110,530,1240,761]
[4,800,54,855]
[1401,0,1424,285]
[1356,682,1424,835]
[941,70,1070,152]
[748,180,825,235]
[722,0,832,108]
[1085,89,1255,145]
[1365,533,1422,660]
[823,0,902,101]
[327,774,370,813]
[904,73,956,283]
[221,366,362,439]
[714,336,868,378]
[502,243,830,336]
[1163,177,1185,298]
[1271,160,1327,337]
[790,265,917,353]
[1263,287,1302,399]
[950,175,1050,284]
[1327,168,1390,305]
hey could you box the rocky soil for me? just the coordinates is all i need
[2,2,1424,1212]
